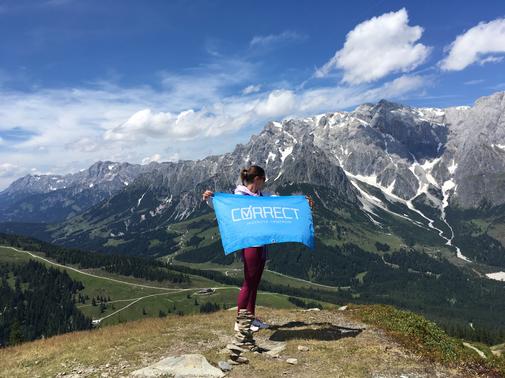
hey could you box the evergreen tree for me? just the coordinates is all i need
[8,321,23,345]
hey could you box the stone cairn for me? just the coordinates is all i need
[227,309,256,364]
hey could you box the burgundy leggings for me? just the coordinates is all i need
[237,246,266,315]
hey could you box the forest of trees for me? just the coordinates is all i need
[199,302,221,313]
[2,232,505,345]
[0,233,190,284]
[0,260,92,347]
[175,241,505,345]
[287,296,323,309]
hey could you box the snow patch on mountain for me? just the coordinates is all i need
[137,191,147,207]
[279,145,293,163]
[448,160,458,175]
[486,271,505,281]
[441,179,471,262]
[420,158,440,186]
[266,152,276,165]
[344,170,424,227]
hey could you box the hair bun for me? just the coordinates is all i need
[240,165,265,185]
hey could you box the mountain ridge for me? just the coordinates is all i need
[3,92,504,212]
[1,91,505,271]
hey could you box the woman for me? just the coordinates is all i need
[202,165,314,333]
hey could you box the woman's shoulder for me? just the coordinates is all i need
[234,184,250,195]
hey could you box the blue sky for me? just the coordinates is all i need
[1,0,505,189]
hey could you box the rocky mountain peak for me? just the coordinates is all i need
[2,92,505,226]
[474,91,505,109]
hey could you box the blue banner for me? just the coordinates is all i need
[212,193,315,255]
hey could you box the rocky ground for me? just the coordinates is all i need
[0,307,486,377]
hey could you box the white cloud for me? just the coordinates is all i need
[315,8,430,85]
[104,75,425,147]
[141,154,162,165]
[298,75,425,114]
[479,56,504,65]
[105,109,175,142]
[65,136,100,153]
[464,79,485,85]
[103,89,298,142]
[104,106,245,142]
[250,31,306,48]
[0,163,20,177]
[242,84,262,95]
[0,57,427,190]
[159,59,256,108]
[254,90,296,117]
[440,18,505,71]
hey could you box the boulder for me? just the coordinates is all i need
[130,354,225,377]
[217,361,231,372]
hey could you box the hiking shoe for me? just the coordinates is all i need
[250,318,269,332]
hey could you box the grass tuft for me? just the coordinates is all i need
[349,304,505,377]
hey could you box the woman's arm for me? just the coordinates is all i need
[202,190,214,209]
[306,194,314,208]
[206,196,214,209]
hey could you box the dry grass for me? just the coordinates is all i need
[0,308,486,378]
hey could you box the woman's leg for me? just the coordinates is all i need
[237,247,264,314]
[247,251,266,315]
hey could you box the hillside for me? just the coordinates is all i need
[1,93,505,374]
[2,232,505,348]
[0,241,334,332]
[1,306,504,377]
[1,239,503,375]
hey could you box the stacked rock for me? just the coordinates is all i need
[226,343,248,365]
[227,309,256,364]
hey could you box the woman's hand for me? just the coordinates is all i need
[202,190,214,201]
[305,194,314,208]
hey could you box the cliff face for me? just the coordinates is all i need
[3,92,505,225]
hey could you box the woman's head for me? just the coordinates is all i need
[240,165,266,191]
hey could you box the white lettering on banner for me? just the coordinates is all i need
[263,206,274,218]
[231,208,240,222]
[292,208,300,219]
[241,206,253,220]
[230,206,302,222]
[252,206,263,219]
[273,207,282,218]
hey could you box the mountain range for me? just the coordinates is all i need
[1,91,505,274]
